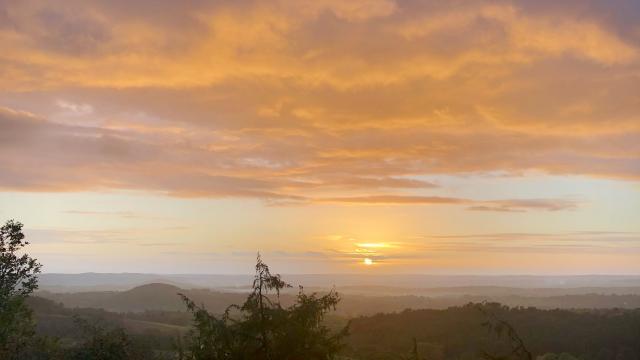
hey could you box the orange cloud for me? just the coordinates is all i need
[0,0,638,206]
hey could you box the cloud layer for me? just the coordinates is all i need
[1,0,639,209]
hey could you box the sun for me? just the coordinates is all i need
[363,258,374,266]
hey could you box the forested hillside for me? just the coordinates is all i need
[345,303,640,360]
[37,283,640,316]
[26,297,640,360]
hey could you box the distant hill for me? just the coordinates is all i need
[38,283,247,313]
[37,282,640,316]
[37,273,640,292]
[36,273,232,292]
[112,283,184,311]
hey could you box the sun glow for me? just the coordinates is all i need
[356,243,391,249]
[363,258,374,266]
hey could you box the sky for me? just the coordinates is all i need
[0,0,639,274]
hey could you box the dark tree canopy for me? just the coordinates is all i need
[180,254,347,360]
[0,219,42,358]
[63,317,154,360]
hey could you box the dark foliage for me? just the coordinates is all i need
[0,219,42,358]
[180,254,347,360]
[63,317,156,360]
[345,303,640,360]
[479,303,533,360]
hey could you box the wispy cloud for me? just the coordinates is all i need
[312,231,640,265]
[62,210,172,221]
[25,226,189,245]
[316,195,579,212]
[412,231,640,254]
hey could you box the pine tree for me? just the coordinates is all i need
[180,254,347,360]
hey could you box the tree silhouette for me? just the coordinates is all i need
[478,303,532,360]
[0,220,42,359]
[401,337,425,360]
[179,254,347,360]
